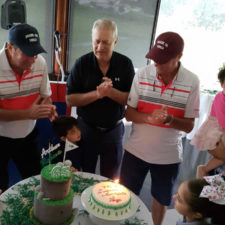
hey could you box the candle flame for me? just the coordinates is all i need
[114,178,119,184]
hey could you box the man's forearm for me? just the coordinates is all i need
[0,108,29,121]
[125,106,151,123]
[168,116,194,133]
[107,88,129,105]
[126,105,195,132]
[66,91,99,107]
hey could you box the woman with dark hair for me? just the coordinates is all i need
[173,175,225,225]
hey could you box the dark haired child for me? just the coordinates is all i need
[52,115,82,171]
[173,175,225,225]
[191,64,225,178]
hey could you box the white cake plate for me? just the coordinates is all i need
[81,185,139,224]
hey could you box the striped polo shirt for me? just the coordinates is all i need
[0,44,51,138]
[125,63,200,164]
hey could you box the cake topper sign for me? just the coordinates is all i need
[41,143,60,158]
[40,143,61,167]
[63,139,78,162]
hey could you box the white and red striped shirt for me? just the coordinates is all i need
[125,63,200,164]
[0,44,51,138]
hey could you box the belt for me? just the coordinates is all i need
[80,118,122,132]
[95,120,122,132]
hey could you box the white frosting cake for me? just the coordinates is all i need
[89,181,131,217]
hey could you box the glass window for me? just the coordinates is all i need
[156,0,225,90]
[0,0,55,73]
[67,0,159,70]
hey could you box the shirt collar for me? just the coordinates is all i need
[176,63,185,82]
[152,62,185,83]
[93,51,115,76]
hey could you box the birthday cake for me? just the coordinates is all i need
[88,181,131,217]
[31,161,74,225]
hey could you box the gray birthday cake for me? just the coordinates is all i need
[31,161,74,225]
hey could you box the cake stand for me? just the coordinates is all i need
[81,186,139,225]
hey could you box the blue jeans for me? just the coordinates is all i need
[120,151,180,206]
[78,117,124,179]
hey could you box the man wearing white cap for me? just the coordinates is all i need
[120,32,200,225]
[0,23,57,192]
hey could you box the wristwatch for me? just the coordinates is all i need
[164,114,174,126]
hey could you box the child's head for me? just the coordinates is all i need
[218,64,225,92]
[208,139,225,162]
[173,176,225,224]
[52,116,81,143]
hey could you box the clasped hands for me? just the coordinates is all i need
[27,96,57,121]
[96,80,171,125]
[146,105,169,125]
[96,77,113,99]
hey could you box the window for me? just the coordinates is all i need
[156,0,225,91]
[67,0,159,70]
[0,0,55,73]
[2,0,223,92]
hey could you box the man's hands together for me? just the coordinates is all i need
[96,77,113,99]
[96,78,172,126]
[26,96,57,121]
[146,105,169,125]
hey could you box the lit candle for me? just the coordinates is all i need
[112,179,123,192]
[114,178,119,184]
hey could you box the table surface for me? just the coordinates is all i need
[0,172,153,225]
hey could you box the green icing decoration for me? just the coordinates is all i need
[41,164,72,182]
[136,205,141,212]
[71,174,104,194]
[35,188,74,206]
[0,177,39,225]
[120,217,148,225]
[40,150,62,167]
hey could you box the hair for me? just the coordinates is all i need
[92,18,118,41]
[184,178,225,225]
[11,44,18,50]
[218,63,225,84]
[52,116,78,137]
[7,42,18,51]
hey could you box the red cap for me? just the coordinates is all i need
[146,32,184,64]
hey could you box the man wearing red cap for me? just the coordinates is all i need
[120,32,200,225]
